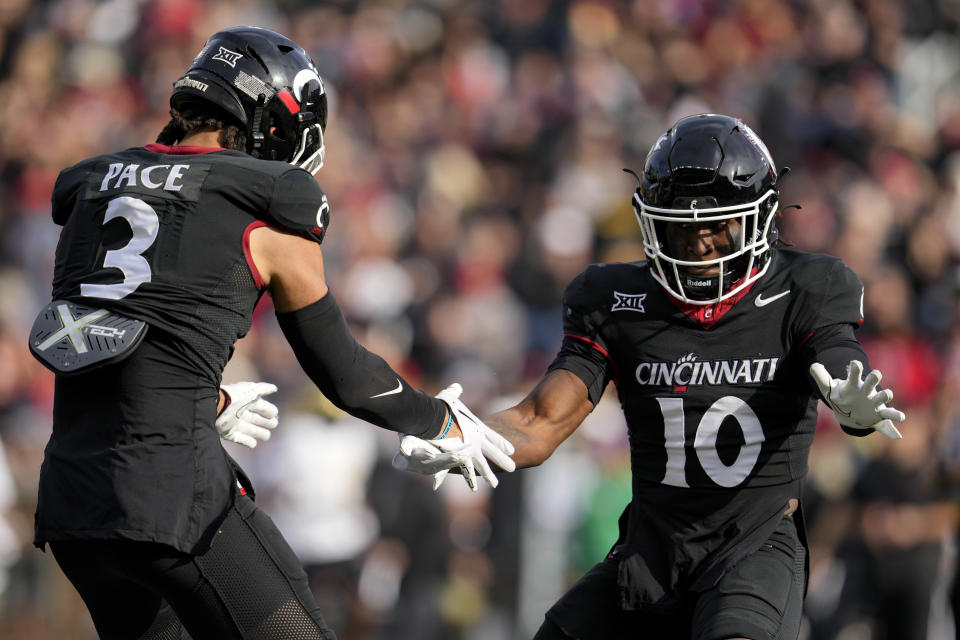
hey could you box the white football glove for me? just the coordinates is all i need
[392,383,516,491]
[809,360,905,440]
[217,382,280,448]
[393,436,466,490]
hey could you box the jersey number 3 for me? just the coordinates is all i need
[80,196,160,300]
[658,396,765,488]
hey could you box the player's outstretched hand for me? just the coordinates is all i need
[392,383,515,491]
[217,382,280,448]
[809,361,905,440]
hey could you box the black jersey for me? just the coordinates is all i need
[548,249,865,609]
[49,144,328,382]
[36,144,328,553]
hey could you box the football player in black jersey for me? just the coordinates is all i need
[397,114,905,639]
[30,26,513,640]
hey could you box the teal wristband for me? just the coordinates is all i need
[433,411,454,440]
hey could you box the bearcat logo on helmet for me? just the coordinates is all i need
[293,68,323,103]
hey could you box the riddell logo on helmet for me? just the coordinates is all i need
[211,46,243,68]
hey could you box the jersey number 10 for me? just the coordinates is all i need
[657,396,765,488]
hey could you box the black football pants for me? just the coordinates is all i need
[49,493,336,640]
[534,513,806,640]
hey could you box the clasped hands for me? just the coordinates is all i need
[215,380,516,491]
[392,383,516,491]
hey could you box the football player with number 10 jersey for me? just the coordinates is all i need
[397,114,905,640]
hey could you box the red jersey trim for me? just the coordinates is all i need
[243,220,268,290]
[564,333,612,363]
[143,143,226,155]
[564,333,619,384]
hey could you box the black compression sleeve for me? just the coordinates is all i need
[798,323,871,378]
[798,323,876,437]
[276,292,445,438]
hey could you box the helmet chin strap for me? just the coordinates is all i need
[248,94,268,158]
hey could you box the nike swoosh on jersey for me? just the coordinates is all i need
[754,289,791,307]
[370,378,403,398]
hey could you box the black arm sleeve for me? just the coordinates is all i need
[276,292,446,438]
[545,268,616,406]
[547,336,613,406]
[798,323,876,437]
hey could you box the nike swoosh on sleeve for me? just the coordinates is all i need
[370,378,403,398]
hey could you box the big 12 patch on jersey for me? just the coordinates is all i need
[29,300,147,375]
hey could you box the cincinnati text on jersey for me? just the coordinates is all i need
[635,353,781,387]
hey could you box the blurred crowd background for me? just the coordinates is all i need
[1,0,959,638]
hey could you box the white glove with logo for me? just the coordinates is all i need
[809,360,905,440]
[217,382,280,448]
[392,383,516,491]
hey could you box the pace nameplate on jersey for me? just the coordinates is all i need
[29,300,147,375]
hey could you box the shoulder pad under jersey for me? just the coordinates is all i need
[563,262,652,310]
[52,156,102,226]
[563,264,605,311]
[784,251,864,330]
[266,169,331,244]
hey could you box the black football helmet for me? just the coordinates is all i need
[633,114,780,305]
[171,26,327,175]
